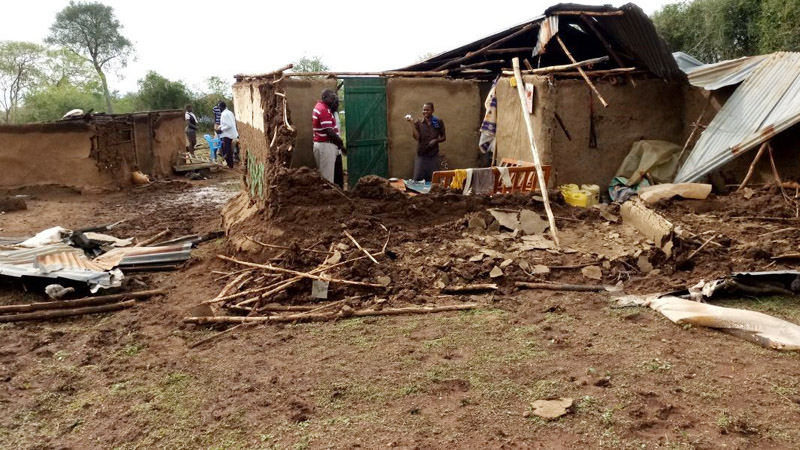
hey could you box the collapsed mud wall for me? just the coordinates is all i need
[233,76,296,213]
[0,122,116,191]
[387,78,482,179]
[286,78,338,170]
[495,76,556,173]
[150,112,185,178]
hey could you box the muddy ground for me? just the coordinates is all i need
[1,171,799,450]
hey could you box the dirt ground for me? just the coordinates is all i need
[1,171,800,450]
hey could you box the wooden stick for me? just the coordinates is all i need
[213,270,253,301]
[0,300,136,322]
[234,63,293,81]
[282,99,295,132]
[515,282,605,292]
[291,298,349,316]
[737,141,769,190]
[136,229,169,247]
[217,255,383,287]
[452,59,506,71]
[730,216,799,222]
[512,57,560,248]
[556,36,608,107]
[552,10,624,16]
[343,230,379,264]
[441,284,498,294]
[184,303,479,325]
[0,289,165,314]
[501,56,608,76]
[580,14,636,87]
[687,236,717,260]
[523,59,534,71]
[283,70,449,77]
[434,23,536,71]
[245,236,329,254]
[678,100,710,164]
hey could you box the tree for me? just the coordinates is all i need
[292,56,329,73]
[136,71,192,111]
[43,47,97,88]
[16,83,106,123]
[205,76,232,98]
[0,41,45,123]
[652,0,800,62]
[46,1,133,113]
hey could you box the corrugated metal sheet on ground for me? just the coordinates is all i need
[36,252,107,274]
[0,244,82,265]
[93,243,193,270]
[685,55,769,90]
[675,53,800,183]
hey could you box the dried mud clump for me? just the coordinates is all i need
[352,176,406,201]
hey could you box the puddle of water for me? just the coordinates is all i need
[161,180,241,209]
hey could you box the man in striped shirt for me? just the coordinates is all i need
[312,89,345,185]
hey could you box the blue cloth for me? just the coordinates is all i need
[431,115,441,129]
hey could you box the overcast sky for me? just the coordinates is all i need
[3,0,674,94]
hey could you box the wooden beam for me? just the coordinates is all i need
[485,47,535,55]
[580,14,637,87]
[501,56,609,76]
[556,36,608,107]
[283,70,449,78]
[512,57,560,248]
[434,23,536,71]
[552,10,624,16]
[452,59,506,71]
[235,63,294,81]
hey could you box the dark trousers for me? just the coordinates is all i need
[334,154,344,188]
[221,137,234,168]
[186,130,197,154]
[413,155,439,182]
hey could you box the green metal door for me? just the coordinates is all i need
[343,78,388,187]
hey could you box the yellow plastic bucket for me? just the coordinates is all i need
[580,184,600,206]
[561,188,590,207]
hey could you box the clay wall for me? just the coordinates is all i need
[387,78,482,179]
[0,122,115,191]
[495,76,555,173]
[285,78,338,170]
[131,111,184,179]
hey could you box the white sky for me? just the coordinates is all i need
[3,0,673,94]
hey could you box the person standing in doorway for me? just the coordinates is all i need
[312,89,345,184]
[184,104,198,155]
[331,95,345,188]
[407,102,446,182]
[216,101,238,168]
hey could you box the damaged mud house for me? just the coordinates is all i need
[3,2,800,448]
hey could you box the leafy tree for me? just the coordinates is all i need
[758,0,800,53]
[205,75,232,98]
[0,41,45,123]
[652,0,800,62]
[291,56,329,73]
[16,83,105,123]
[136,71,192,111]
[43,47,97,88]
[46,1,133,113]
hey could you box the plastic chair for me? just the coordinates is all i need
[203,134,221,161]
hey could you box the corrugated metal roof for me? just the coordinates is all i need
[675,52,800,183]
[685,55,769,90]
[673,52,704,72]
[0,244,82,265]
[399,3,683,81]
[576,3,686,81]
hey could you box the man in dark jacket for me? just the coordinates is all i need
[406,102,446,182]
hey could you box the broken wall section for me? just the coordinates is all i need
[233,75,297,213]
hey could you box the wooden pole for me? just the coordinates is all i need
[441,284,498,294]
[737,141,769,191]
[217,255,384,288]
[515,282,605,292]
[282,70,449,78]
[511,57,560,248]
[136,229,169,247]
[434,23,536,71]
[501,56,609,76]
[677,100,711,164]
[451,59,506,71]
[184,303,479,324]
[580,14,637,88]
[552,10,624,16]
[0,289,166,314]
[556,36,608,107]
[235,63,294,81]
[0,300,136,322]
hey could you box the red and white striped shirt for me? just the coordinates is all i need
[312,101,338,142]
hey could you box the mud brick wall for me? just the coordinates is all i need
[495,76,556,177]
[0,122,116,191]
[387,78,482,179]
[497,76,685,187]
[233,77,297,212]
